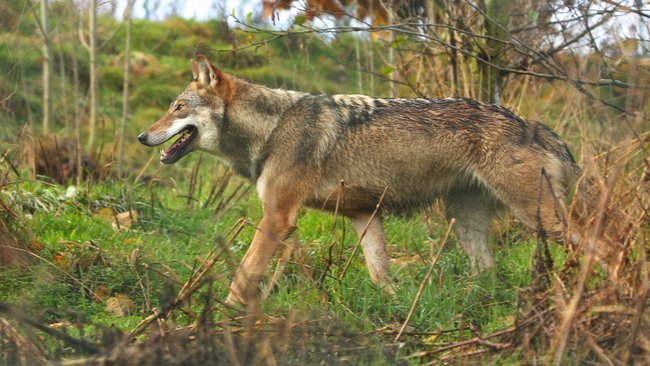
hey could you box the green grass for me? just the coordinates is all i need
[1,161,548,362]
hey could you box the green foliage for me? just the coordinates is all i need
[0,168,542,338]
[99,63,124,92]
[293,15,307,26]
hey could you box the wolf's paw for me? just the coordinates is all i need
[224,291,261,312]
[380,281,398,297]
[224,293,244,307]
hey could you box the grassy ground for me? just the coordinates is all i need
[0,153,545,360]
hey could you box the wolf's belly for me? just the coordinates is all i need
[304,166,472,214]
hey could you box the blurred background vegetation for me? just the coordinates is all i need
[0,0,649,364]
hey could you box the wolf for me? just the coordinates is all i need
[138,54,582,305]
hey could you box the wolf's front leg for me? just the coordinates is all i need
[226,197,300,306]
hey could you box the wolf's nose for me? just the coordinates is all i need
[137,132,148,144]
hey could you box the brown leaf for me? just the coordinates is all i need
[112,210,138,231]
[96,207,115,222]
[122,238,143,245]
[49,321,71,330]
[93,285,109,302]
[106,294,136,317]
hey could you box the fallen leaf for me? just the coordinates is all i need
[53,253,66,265]
[106,294,136,317]
[112,210,138,231]
[96,207,115,222]
[30,242,43,252]
[49,321,71,329]
[93,285,109,302]
[122,238,144,245]
[423,334,439,345]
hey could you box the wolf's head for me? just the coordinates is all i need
[138,54,227,164]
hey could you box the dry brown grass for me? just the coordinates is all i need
[18,133,118,185]
[0,191,34,268]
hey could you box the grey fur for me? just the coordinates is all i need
[139,55,582,304]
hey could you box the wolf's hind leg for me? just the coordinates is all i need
[348,213,396,295]
[445,189,496,273]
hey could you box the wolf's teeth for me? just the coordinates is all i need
[160,128,193,160]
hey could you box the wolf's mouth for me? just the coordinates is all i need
[159,125,198,164]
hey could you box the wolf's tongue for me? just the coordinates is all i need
[165,129,192,154]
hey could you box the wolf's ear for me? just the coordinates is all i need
[191,59,200,81]
[191,55,219,89]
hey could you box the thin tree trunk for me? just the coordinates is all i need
[41,0,53,134]
[143,0,150,20]
[58,41,75,178]
[71,0,83,185]
[58,46,68,139]
[479,0,512,104]
[354,35,363,94]
[387,1,396,98]
[368,0,374,96]
[446,0,458,96]
[88,0,98,154]
[449,28,459,96]
[20,58,34,127]
[118,0,135,178]
[368,42,374,96]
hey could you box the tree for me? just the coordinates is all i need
[478,0,512,103]
[253,0,643,112]
[39,0,53,133]
[87,0,98,153]
[118,0,136,178]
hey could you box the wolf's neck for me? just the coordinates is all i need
[219,79,307,180]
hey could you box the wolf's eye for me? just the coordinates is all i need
[174,104,183,112]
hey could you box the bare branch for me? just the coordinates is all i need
[233,19,642,89]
